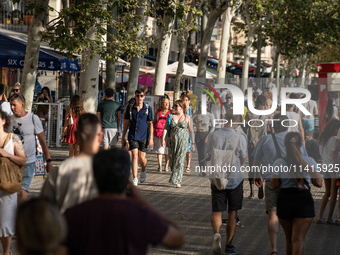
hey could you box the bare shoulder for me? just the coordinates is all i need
[12,134,24,150]
[12,134,21,143]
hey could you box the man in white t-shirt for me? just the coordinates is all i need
[301,99,318,133]
[9,94,53,202]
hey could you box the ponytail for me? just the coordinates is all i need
[284,133,310,189]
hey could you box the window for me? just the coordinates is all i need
[211,28,218,41]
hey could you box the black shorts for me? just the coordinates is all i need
[277,188,315,221]
[211,181,243,212]
[129,139,147,152]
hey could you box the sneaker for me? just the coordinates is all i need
[158,167,162,172]
[212,233,222,255]
[133,178,138,186]
[140,168,147,183]
[224,245,238,254]
[165,166,169,171]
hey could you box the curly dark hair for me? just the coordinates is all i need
[318,118,340,146]
[0,110,11,132]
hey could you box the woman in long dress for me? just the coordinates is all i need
[0,110,26,255]
[162,100,194,188]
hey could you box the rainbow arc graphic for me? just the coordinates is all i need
[197,82,223,110]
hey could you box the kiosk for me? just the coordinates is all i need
[316,62,340,132]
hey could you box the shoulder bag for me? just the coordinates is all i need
[0,133,25,194]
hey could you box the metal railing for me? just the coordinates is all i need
[33,102,64,147]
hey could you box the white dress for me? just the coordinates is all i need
[0,134,17,237]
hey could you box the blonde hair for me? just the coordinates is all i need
[160,98,169,110]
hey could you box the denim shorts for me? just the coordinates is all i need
[21,162,36,192]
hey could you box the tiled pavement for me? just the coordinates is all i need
[2,146,340,255]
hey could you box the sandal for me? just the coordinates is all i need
[176,184,181,188]
[185,167,190,173]
[335,217,340,225]
[325,220,336,225]
[315,219,325,224]
[270,252,278,255]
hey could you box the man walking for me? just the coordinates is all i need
[122,89,153,186]
[41,113,103,213]
[57,148,185,255]
[209,110,247,255]
[97,88,121,149]
[9,94,53,202]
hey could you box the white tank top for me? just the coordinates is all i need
[286,112,300,133]
[3,134,14,155]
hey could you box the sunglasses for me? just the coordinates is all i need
[136,95,144,98]
[174,104,180,108]
[12,89,20,92]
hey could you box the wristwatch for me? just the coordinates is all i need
[46,158,52,163]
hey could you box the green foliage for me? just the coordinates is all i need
[43,0,201,61]
[263,0,340,58]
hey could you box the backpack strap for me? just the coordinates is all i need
[232,135,240,154]
[145,103,149,115]
[271,133,282,158]
[129,104,133,122]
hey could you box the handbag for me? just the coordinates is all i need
[0,133,25,193]
[68,110,74,126]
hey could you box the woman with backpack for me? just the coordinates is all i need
[153,98,171,171]
[316,118,340,224]
[0,110,26,255]
[271,132,322,255]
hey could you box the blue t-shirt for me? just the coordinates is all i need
[124,103,153,141]
[272,156,319,189]
[253,131,309,180]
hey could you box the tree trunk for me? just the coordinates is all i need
[256,31,262,78]
[270,46,280,78]
[21,0,49,112]
[174,33,190,101]
[240,33,253,92]
[197,8,226,81]
[127,0,147,100]
[79,26,100,113]
[276,53,280,88]
[153,14,174,96]
[200,8,208,45]
[106,0,117,91]
[298,55,307,88]
[217,7,233,83]
[174,0,198,101]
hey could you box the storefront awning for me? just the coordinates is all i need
[0,29,79,72]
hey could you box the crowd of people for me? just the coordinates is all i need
[1,83,340,255]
